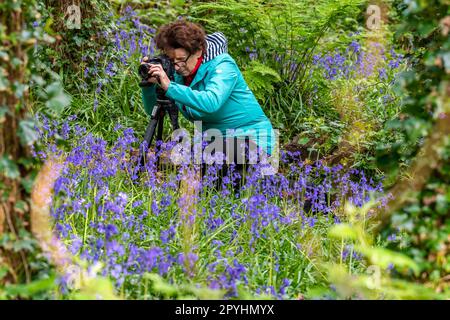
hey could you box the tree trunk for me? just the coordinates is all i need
[0,3,32,285]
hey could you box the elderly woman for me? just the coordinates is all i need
[141,20,275,187]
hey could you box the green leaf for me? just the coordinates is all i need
[171,0,186,6]
[0,155,20,179]
[441,52,450,73]
[12,238,34,252]
[21,175,35,194]
[328,223,358,240]
[5,276,56,298]
[0,69,9,91]
[13,82,27,99]
[144,273,178,297]
[18,119,39,146]
[11,58,21,68]
[355,245,421,275]
[73,36,83,47]
[31,74,45,87]
[44,17,55,35]
[0,106,9,123]
[298,137,310,145]
[14,200,29,215]
[0,51,8,59]
[417,22,436,37]
[44,82,71,114]
[71,277,118,300]
[0,267,8,281]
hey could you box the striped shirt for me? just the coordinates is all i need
[203,32,228,62]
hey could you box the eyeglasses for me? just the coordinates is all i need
[171,53,191,67]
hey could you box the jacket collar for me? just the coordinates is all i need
[174,32,228,88]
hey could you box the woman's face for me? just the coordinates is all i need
[166,47,203,77]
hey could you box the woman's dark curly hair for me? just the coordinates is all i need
[154,20,207,55]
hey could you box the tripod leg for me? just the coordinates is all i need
[154,107,167,170]
[139,118,158,169]
[167,102,180,130]
[138,104,161,170]
[156,110,164,143]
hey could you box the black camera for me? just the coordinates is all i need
[138,54,175,87]
[136,54,179,172]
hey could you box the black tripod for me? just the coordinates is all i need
[137,85,179,172]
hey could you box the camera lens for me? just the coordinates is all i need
[138,55,174,84]
[138,63,150,79]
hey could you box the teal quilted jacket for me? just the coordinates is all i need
[141,32,275,155]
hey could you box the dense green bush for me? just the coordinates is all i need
[377,0,450,293]
[190,0,366,124]
[383,142,450,291]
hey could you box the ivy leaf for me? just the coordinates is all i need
[21,175,35,195]
[30,74,45,86]
[0,106,10,123]
[0,155,20,179]
[13,82,27,99]
[12,238,34,252]
[44,82,71,114]
[73,36,83,47]
[11,57,21,68]
[441,52,450,73]
[0,69,10,91]
[18,119,39,146]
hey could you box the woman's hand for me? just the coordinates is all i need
[141,56,171,91]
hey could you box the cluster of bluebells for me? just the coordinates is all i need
[81,6,157,110]
[240,31,404,110]
[311,40,404,81]
[341,244,364,262]
[305,37,405,111]
[255,278,292,300]
[34,114,387,298]
[207,247,249,297]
